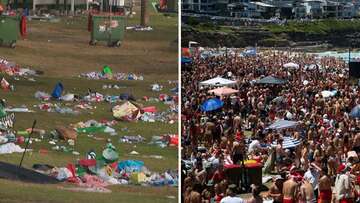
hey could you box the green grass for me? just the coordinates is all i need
[265,19,360,35]
[0,1,178,202]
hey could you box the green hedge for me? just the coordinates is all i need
[265,19,360,35]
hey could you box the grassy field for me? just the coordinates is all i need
[264,19,360,35]
[0,1,178,202]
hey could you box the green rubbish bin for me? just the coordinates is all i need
[90,15,126,47]
[0,15,20,48]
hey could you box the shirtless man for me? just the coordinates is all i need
[283,175,299,203]
[268,177,283,203]
[318,167,332,203]
[299,177,316,203]
[185,183,202,203]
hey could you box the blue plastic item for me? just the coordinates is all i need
[51,82,64,99]
[118,160,144,172]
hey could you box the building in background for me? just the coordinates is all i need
[182,0,360,19]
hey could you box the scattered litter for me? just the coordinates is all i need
[119,135,145,144]
[0,143,26,154]
[5,107,34,113]
[149,134,178,148]
[151,84,163,92]
[129,151,139,155]
[80,72,144,81]
[0,57,39,77]
[126,26,153,31]
[59,186,112,193]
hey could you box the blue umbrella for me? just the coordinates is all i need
[267,120,299,130]
[271,136,302,149]
[350,105,360,118]
[201,98,224,112]
[256,76,287,85]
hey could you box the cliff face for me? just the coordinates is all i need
[182,27,360,48]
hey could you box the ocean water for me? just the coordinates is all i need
[312,50,360,62]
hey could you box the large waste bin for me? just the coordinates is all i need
[89,14,126,47]
[0,15,21,48]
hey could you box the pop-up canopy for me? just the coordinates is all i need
[200,76,236,87]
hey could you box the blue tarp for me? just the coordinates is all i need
[267,120,299,130]
[120,93,135,101]
[350,105,360,118]
[256,76,287,85]
[51,82,64,99]
[181,57,192,64]
[200,98,224,112]
[118,160,144,173]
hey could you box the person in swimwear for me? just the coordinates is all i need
[268,177,284,203]
[282,175,299,203]
[299,176,316,203]
[318,166,332,203]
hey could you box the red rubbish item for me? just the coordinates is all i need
[110,161,118,169]
[170,135,178,146]
[142,106,157,113]
[182,48,191,57]
[20,15,27,38]
[79,159,97,167]
[67,163,76,177]
[159,94,167,101]
[16,136,25,144]
[143,96,149,101]
[39,149,48,154]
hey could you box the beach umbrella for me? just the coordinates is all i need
[200,98,224,112]
[200,76,236,87]
[283,62,299,69]
[256,76,287,85]
[208,86,238,96]
[321,90,337,98]
[350,105,360,118]
[267,120,299,130]
[271,136,302,149]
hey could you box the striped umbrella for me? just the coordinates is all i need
[271,136,302,149]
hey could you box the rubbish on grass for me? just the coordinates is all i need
[0,143,26,154]
[51,82,64,99]
[60,186,112,193]
[151,84,162,92]
[80,71,144,81]
[35,91,51,101]
[129,151,139,155]
[56,127,77,140]
[5,107,34,113]
[149,134,178,148]
[60,94,75,102]
[118,160,144,173]
[1,78,10,91]
[112,102,142,121]
[119,135,145,144]
[126,26,153,31]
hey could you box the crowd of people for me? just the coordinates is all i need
[181,49,360,203]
